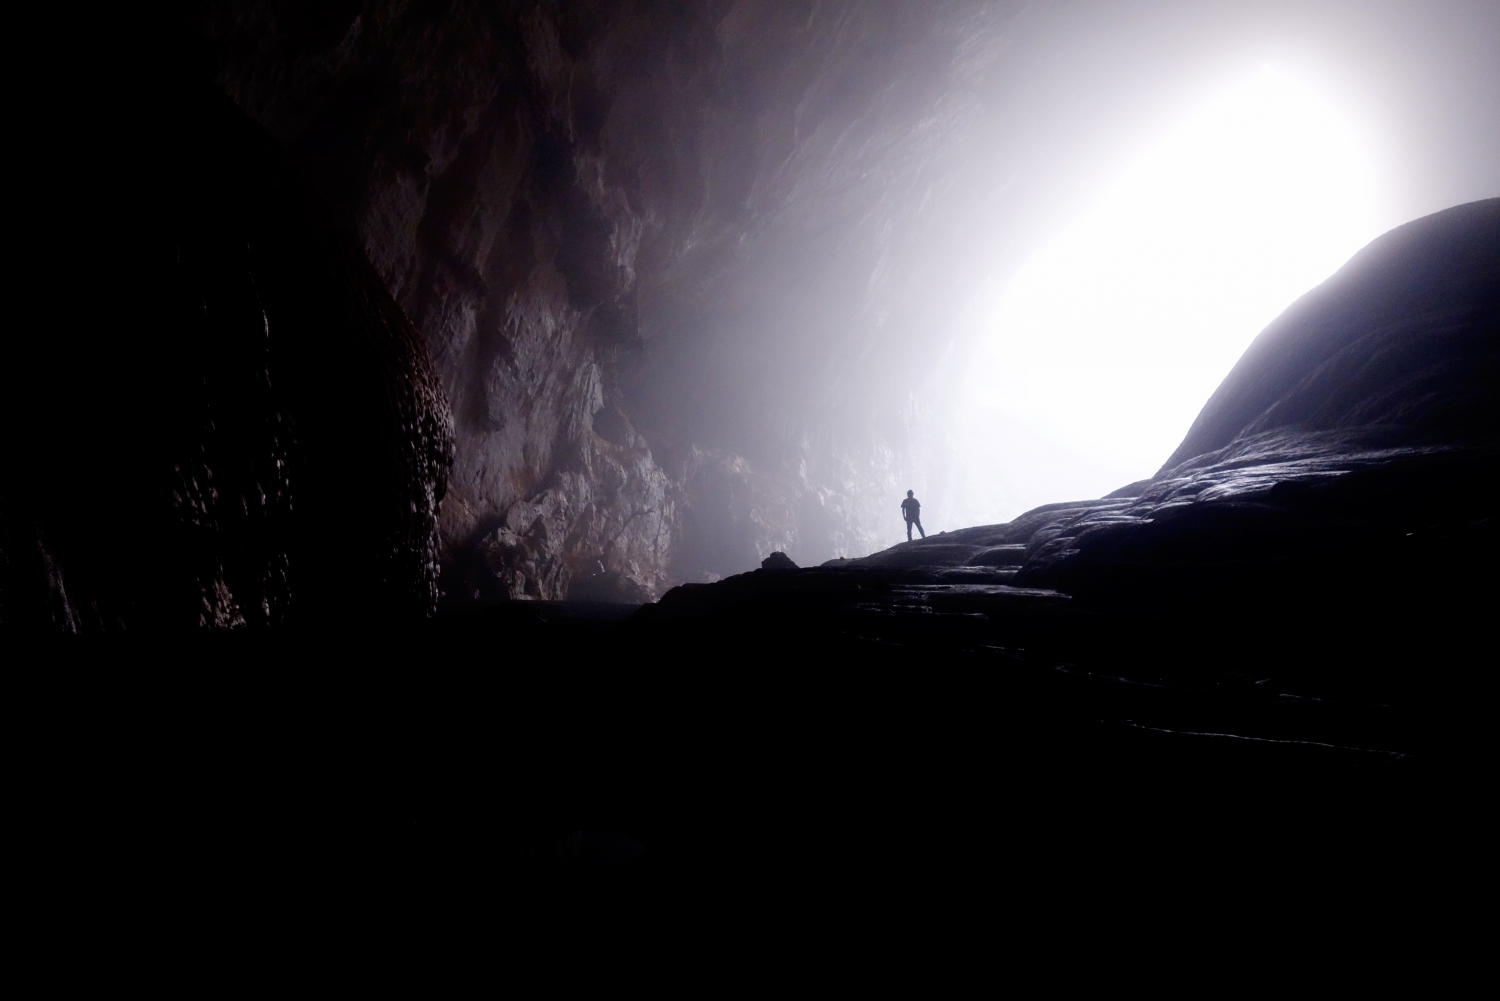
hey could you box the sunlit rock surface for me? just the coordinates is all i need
[843,198,1498,589]
[648,198,1498,735]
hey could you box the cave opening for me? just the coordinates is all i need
[946,64,1382,523]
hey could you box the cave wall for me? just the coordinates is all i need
[199,0,1062,599]
[2,75,453,633]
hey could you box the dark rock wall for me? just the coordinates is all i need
[198,0,1085,598]
[2,78,453,632]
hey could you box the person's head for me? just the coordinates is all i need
[907,490,914,497]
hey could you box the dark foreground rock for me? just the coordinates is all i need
[3,77,453,632]
[12,577,1466,959]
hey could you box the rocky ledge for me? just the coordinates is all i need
[635,198,1498,762]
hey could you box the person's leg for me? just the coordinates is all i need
[915,517,925,539]
[906,519,913,541]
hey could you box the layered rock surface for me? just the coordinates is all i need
[844,198,1497,594]
[644,199,1499,747]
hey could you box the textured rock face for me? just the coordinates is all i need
[2,83,453,632]
[198,1,1072,598]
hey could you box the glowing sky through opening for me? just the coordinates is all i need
[948,67,1381,526]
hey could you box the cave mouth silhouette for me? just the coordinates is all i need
[947,65,1382,525]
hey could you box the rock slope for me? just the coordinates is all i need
[848,198,1498,599]
[647,199,1499,744]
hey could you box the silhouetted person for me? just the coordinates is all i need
[901,490,925,541]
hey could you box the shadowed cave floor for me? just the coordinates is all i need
[19,563,1466,943]
[439,574,1470,936]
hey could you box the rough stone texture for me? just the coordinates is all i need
[196,0,1081,598]
[2,81,453,632]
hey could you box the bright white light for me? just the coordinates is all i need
[948,67,1380,525]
